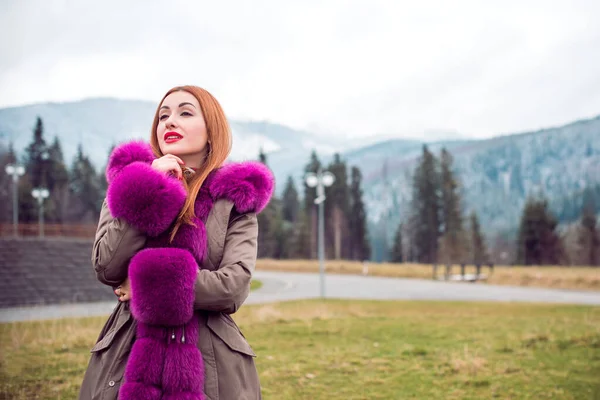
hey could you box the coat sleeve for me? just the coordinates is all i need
[193,212,258,314]
[92,199,147,287]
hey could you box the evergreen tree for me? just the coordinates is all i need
[17,174,37,224]
[0,144,16,223]
[470,211,488,265]
[348,166,371,261]
[578,194,600,266]
[411,145,441,263]
[516,197,563,265]
[390,223,404,263]
[24,117,51,189]
[45,136,70,223]
[291,208,312,259]
[438,148,466,264]
[258,147,267,165]
[256,150,281,258]
[282,176,300,224]
[303,150,321,259]
[69,144,102,222]
[257,197,284,258]
[325,154,350,259]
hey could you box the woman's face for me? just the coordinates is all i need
[156,90,209,167]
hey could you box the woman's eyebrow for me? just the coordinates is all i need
[159,102,196,111]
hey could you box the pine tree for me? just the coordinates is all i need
[303,151,321,259]
[411,145,441,263]
[257,197,283,258]
[45,136,70,223]
[291,208,312,259]
[282,176,300,224]
[390,223,404,263]
[578,194,599,266]
[470,211,488,265]
[24,117,51,189]
[438,148,466,265]
[326,154,349,259]
[516,197,563,265]
[256,150,281,258]
[258,147,267,165]
[0,144,16,223]
[348,166,371,261]
[69,144,102,222]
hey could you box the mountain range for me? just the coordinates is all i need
[1,98,598,240]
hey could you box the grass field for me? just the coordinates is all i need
[1,300,599,399]
[256,259,600,291]
[251,279,264,291]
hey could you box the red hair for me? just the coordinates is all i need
[150,86,232,241]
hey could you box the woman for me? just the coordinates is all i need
[78,86,274,400]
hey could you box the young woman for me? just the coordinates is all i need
[78,85,274,400]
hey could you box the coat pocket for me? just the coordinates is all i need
[90,306,132,353]
[206,313,256,357]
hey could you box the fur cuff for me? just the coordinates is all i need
[106,161,186,237]
[129,248,198,326]
[106,141,155,184]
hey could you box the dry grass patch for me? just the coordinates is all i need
[256,259,600,290]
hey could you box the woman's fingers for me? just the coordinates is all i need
[118,291,130,302]
[152,157,183,180]
[164,155,184,179]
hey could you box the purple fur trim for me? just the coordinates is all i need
[119,382,162,400]
[194,188,213,221]
[106,161,186,237]
[162,344,205,394]
[170,218,208,262]
[106,141,155,184]
[209,161,274,214]
[123,338,166,386]
[129,248,198,326]
[136,322,168,340]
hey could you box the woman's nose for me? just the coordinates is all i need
[165,115,178,129]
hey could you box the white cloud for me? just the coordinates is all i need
[1,0,599,139]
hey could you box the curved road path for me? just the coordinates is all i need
[2,271,599,322]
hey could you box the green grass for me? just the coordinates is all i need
[1,300,599,399]
[251,279,263,291]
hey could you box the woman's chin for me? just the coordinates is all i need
[160,142,185,155]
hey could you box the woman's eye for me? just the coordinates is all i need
[159,114,169,121]
[181,111,192,116]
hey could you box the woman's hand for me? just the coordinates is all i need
[114,278,132,302]
[151,154,185,180]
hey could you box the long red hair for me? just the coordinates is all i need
[150,86,232,241]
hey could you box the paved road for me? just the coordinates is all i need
[2,271,599,322]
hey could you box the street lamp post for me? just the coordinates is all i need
[5,164,25,237]
[31,188,49,238]
[305,169,335,298]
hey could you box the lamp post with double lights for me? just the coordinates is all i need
[5,164,25,237]
[305,169,335,298]
[31,188,49,238]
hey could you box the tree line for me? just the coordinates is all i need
[0,117,105,224]
[256,150,371,261]
[394,145,599,266]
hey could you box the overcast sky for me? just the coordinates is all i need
[1,0,599,140]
